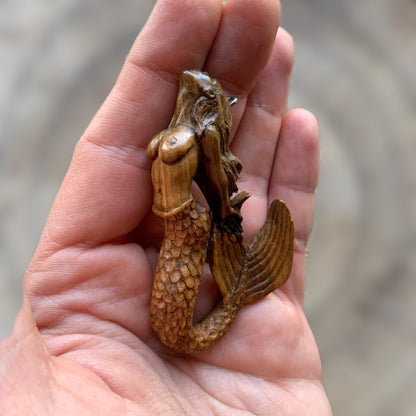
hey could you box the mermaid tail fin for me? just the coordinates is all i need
[210,191,250,302]
[210,225,245,302]
[242,199,294,305]
[210,197,294,305]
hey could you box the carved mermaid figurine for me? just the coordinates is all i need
[147,70,294,353]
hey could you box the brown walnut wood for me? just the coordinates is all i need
[147,70,294,353]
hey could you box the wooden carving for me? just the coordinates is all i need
[147,70,294,353]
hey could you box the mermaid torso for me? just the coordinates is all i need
[148,125,199,215]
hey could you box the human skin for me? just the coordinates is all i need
[0,0,332,415]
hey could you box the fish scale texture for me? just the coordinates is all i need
[150,197,240,352]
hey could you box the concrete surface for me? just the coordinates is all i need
[1,0,415,414]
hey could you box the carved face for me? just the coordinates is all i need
[171,70,233,140]
[179,70,237,109]
[179,70,223,101]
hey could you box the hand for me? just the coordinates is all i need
[0,0,331,414]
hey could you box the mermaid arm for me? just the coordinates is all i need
[147,130,167,160]
[196,125,238,221]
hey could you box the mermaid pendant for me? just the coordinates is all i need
[146,70,294,353]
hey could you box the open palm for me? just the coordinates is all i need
[1,0,331,414]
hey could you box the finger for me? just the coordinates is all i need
[230,29,295,235]
[88,0,224,150]
[270,109,320,245]
[205,0,280,94]
[204,0,281,134]
[269,109,320,301]
[41,0,224,248]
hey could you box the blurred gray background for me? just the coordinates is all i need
[1,0,415,414]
